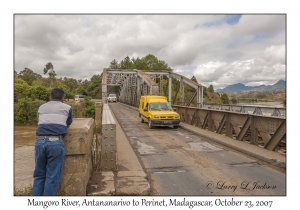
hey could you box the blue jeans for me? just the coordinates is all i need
[32,138,65,196]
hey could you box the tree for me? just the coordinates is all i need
[14,77,27,85]
[109,59,119,69]
[186,76,198,92]
[203,87,208,98]
[120,56,133,69]
[220,93,230,104]
[14,97,44,124]
[86,74,102,98]
[43,62,56,78]
[191,76,198,83]
[111,54,172,71]
[64,91,75,101]
[132,57,148,70]
[76,86,88,96]
[14,78,31,102]
[83,96,95,118]
[231,97,238,104]
[18,68,41,85]
[31,85,51,101]
[63,77,79,93]
[208,84,214,93]
[154,60,171,70]
[143,54,158,69]
[43,62,56,86]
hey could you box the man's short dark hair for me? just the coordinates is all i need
[51,88,64,100]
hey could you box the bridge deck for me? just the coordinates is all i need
[104,102,286,196]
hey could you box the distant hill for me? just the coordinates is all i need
[216,80,286,93]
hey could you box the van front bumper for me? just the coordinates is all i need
[151,120,180,127]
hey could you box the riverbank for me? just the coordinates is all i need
[14,126,36,194]
[14,146,34,191]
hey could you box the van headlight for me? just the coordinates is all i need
[175,115,179,118]
[154,115,159,118]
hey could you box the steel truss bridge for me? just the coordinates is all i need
[101,68,286,153]
[101,68,203,107]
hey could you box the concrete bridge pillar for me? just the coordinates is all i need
[57,118,95,196]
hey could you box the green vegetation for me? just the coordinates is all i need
[14,62,100,125]
[14,98,45,124]
[231,97,238,104]
[220,93,230,104]
[18,68,42,85]
[226,90,286,105]
[109,54,172,71]
[256,93,267,99]
[208,84,214,93]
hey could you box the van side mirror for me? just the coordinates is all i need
[143,108,148,112]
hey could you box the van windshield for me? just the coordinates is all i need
[109,94,116,97]
[149,102,173,111]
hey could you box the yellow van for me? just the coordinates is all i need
[138,95,180,129]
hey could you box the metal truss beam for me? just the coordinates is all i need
[172,105,286,153]
[102,69,205,107]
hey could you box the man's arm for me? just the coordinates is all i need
[66,108,73,128]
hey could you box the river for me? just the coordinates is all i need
[237,101,284,108]
[14,126,36,190]
[14,125,36,147]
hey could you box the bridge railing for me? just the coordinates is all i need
[172,105,286,154]
[173,102,286,118]
[58,118,95,195]
[101,104,117,171]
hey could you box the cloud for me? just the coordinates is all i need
[193,44,286,89]
[14,14,286,87]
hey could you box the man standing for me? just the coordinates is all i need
[32,88,73,196]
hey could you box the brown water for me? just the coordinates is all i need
[14,126,37,189]
[14,126,36,147]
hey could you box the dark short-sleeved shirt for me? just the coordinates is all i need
[36,100,73,136]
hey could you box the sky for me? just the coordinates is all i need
[14,14,286,90]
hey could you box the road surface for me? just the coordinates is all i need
[109,103,286,196]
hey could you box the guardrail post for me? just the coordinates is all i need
[225,113,232,137]
[101,104,117,171]
[250,116,258,145]
[208,110,213,131]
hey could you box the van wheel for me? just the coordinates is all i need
[174,126,178,129]
[140,115,144,123]
[148,119,153,129]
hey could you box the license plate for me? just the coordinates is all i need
[164,121,171,124]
